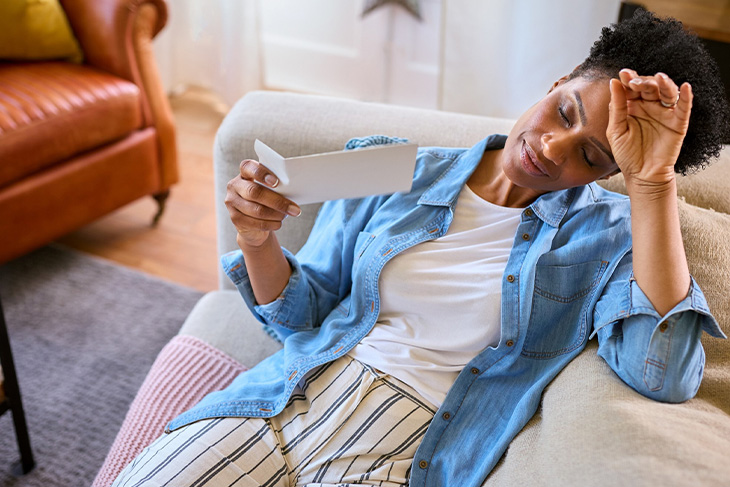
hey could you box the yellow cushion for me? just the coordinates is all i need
[0,0,83,63]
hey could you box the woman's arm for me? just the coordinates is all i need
[595,69,726,403]
[607,70,693,315]
[225,159,301,305]
[625,178,689,316]
[222,136,403,339]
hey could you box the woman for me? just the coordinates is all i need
[114,10,729,487]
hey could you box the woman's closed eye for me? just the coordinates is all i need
[558,105,570,126]
[581,148,595,167]
[559,104,595,167]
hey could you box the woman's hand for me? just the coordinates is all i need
[607,69,693,316]
[606,69,693,192]
[225,159,301,250]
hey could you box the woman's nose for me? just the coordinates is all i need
[541,133,568,166]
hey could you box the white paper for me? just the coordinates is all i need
[254,139,419,205]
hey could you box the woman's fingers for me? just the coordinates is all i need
[656,73,680,107]
[225,158,302,248]
[232,177,301,217]
[228,194,290,222]
[224,158,302,247]
[234,159,301,217]
[608,70,694,182]
[607,78,629,142]
[675,82,693,123]
[227,205,284,233]
[618,69,641,100]
[239,159,280,188]
[618,69,680,107]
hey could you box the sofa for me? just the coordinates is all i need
[0,0,177,265]
[94,90,730,486]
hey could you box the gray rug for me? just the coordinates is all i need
[0,245,203,486]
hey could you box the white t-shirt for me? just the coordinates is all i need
[348,183,523,407]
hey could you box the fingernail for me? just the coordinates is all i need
[629,78,642,85]
[287,205,301,217]
[264,174,278,187]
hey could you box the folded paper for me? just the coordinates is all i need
[254,139,418,205]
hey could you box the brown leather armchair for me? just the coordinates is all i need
[0,0,177,265]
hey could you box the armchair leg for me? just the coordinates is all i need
[0,293,35,475]
[151,190,171,226]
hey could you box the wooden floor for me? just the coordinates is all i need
[58,88,228,293]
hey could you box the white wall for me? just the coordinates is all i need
[153,0,622,118]
[439,0,622,118]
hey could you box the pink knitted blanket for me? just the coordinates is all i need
[92,334,247,487]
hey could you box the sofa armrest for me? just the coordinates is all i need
[60,0,167,80]
[178,291,283,366]
[61,0,178,190]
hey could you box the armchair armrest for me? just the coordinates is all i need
[61,0,178,190]
[59,0,167,80]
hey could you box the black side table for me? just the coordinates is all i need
[0,292,34,474]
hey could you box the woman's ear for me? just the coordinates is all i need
[548,66,582,94]
[548,75,570,94]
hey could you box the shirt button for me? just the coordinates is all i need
[419,460,428,469]
[471,367,480,375]
[506,340,515,347]
[506,275,515,283]
[659,322,669,332]
[522,233,530,241]
[442,412,451,420]
[524,208,533,217]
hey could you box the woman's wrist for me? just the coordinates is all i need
[238,231,277,254]
[624,172,677,202]
[238,232,292,305]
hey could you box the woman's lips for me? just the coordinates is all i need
[521,140,549,177]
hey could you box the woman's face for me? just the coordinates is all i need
[502,76,619,194]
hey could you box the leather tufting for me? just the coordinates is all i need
[0,61,142,188]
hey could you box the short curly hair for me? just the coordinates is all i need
[567,9,730,175]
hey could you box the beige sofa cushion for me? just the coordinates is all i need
[485,198,730,486]
[598,145,730,214]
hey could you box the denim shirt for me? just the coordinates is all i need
[168,135,724,487]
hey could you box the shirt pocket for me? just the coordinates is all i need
[521,260,608,359]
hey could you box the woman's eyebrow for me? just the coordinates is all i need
[574,90,588,126]
[574,89,615,163]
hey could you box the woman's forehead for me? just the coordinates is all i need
[558,76,609,96]
[557,77,611,116]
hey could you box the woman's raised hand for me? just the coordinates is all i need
[606,69,693,190]
[225,159,301,250]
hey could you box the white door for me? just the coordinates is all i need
[259,0,442,109]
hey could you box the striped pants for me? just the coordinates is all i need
[112,355,436,487]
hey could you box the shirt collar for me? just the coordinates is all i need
[418,135,500,208]
[530,187,576,227]
[418,134,576,227]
